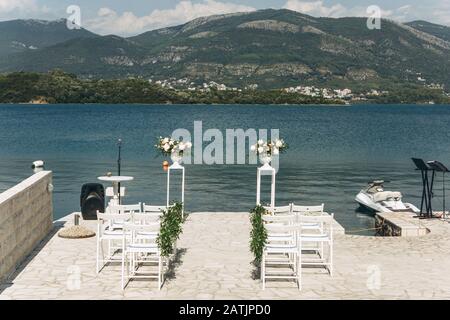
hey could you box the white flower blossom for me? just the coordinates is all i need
[273,148,279,155]
[275,140,283,148]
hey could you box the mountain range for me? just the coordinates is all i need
[0,9,449,90]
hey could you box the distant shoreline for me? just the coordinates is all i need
[2,102,448,107]
[2,72,449,105]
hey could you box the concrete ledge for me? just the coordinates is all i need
[375,212,430,237]
[332,219,346,235]
[0,171,53,282]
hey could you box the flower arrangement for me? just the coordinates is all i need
[155,136,192,160]
[250,139,288,157]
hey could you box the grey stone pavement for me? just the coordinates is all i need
[1,212,450,300]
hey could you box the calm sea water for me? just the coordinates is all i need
[1,104,450,235]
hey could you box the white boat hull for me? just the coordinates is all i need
[355,191,420,214]
[355,192,392,213]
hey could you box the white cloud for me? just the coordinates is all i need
[380,1,449,26]
[390,5,412,22]
[87,0,256,36]
[283,0,347,17]
[0,0,37,13]
[282,0,399,19]
[428,0,450,25]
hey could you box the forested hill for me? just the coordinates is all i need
[0,9,449,92]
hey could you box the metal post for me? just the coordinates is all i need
[182,168,185,218]
[443,171,446,218]
[167,167,171,208]
[424,170,430,217]
[428,170,435,217]
[117,139,122,204]
[256,169,261,205]
[271,170,276,208]
[420,170,426,215]
[412,158,435,218]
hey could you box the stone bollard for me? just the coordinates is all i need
[74,214,80,226]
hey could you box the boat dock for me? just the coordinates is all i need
[2,211,450,299]
[3,172,450,300]
[375,212,430,237]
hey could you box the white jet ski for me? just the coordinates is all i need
[355,180,420,214]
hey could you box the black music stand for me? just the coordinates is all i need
[427,160,449,219]
[412,158,433,218]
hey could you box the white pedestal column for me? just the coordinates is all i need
[256,163,276,208]
[167,162,185,217]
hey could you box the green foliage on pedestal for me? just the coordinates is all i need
[157,202,185,257]
[250,205,268,265]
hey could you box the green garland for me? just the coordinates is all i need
[249,205,268,265]
[157,202,185,257]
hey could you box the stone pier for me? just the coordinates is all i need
[375,212,430,237]
[2,211,450,299]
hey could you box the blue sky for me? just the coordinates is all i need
[1,0,449,35]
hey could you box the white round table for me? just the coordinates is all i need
[98,176,134,205]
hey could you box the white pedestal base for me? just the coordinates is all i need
[167,163,185,217]
[256,164,276,208]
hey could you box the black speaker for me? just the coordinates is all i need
[80,183,105,220]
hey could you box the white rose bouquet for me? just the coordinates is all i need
[155,136,192,158]
[250,139,288,157]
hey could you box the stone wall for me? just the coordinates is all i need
[375,214,401,236]
[375,212,429,237]
[0,171,53,282]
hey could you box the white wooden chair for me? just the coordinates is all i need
[261,214,302,290]
[132,213,161,238]
[121,217,164,290]
[291,204,324,213]
[291,204,324,231]
[102,204,142,256]
[106,203,142,228]
[291,204,332,272]
[96,212,131,273]
[142,204,166,216]
[264,205,292,216]
[263,214,297,244]
[108,203,142,214]
[299,213,334,276]
[142,204,181,260]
